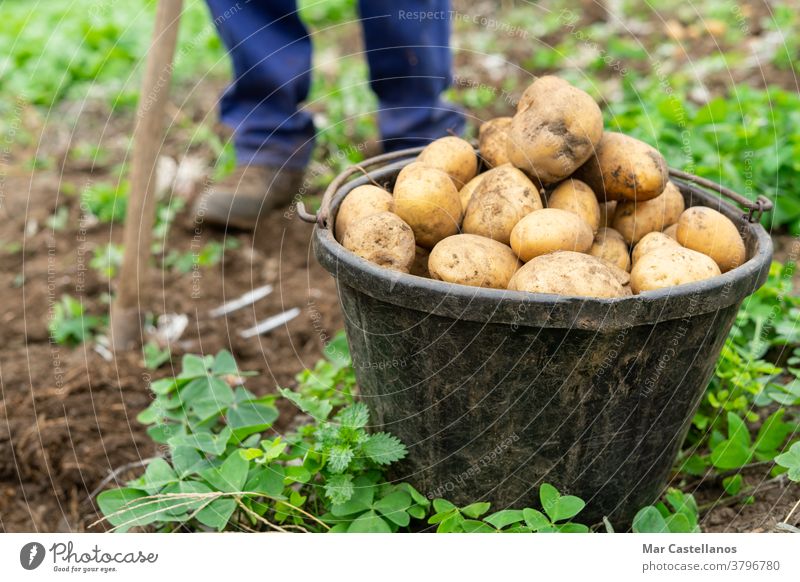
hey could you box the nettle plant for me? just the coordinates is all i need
[96,338,595,533]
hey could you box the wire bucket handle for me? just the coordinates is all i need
[297,149,773,227]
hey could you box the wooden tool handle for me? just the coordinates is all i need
[111,0,183,350]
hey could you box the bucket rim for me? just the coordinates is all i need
[313,157,773,331]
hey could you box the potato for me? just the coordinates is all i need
[676,206,746,272]
[458,174,485,212]
[409,245,431,278]
[547,179,601,233]
[663,223,678,239]
[630,247,722,293]
[508,251,627,298]
[631,231,680,264]
[599,200,617,228]
[574,132,668,201]
[516,75,570,113]
[462,165,543,245]
[506,76,603,185]
[429,234,521,289]
[393,162,463,249]
[478,117,512,168]
[510,208,594,262]
[334,184,394,242]
[342,212,415,272]
[589,227,630,272]
[417,136,478,188]
[612,181,686,244]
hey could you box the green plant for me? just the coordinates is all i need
[632,489,701,533]
[48,295,103,345]
[428,483,589,533]
[143,341,171,371]
[151,198,187,253]
[81,181,129,223]
[775,442,800,481]
[90,243,124,279]
[163,239,240,274]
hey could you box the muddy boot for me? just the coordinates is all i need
[194,165,304,230]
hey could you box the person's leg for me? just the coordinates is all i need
[206,0,315,169]
[358,0,464,151]
[199,0,313,229]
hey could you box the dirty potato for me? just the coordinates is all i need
[676,206,746,273]
[631,231,681,264]
[506,76,603,185]
[510,208,594,262]
[599,200,617,228]
[428,234,521,289]
[393,162,463,249]
[335,184,394,242]
[479,117,512,168]
[663,223,678,239]
[630,246,722,293]
[508,251,627,298]
[458,173,485,213]
[417,136,478,188]
[547,179,601,233]
[575,132,669,202]
[589,227,630,272]
[342,212,416,272]
[612,181,686,244]
[462,165,543,245]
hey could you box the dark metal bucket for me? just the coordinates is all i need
[304,148,773,526]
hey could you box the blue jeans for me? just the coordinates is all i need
[205,0,465,169]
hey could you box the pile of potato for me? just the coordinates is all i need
[336,75,747,298]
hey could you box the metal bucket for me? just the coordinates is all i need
[303,148,773,526]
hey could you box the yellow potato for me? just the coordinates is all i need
[575,132,668,201]
[631,231,680,264]
[410,245,431,278]
[547,179,601,233]
[516,75,571,113]
[458,173,485,213]
[417,136,478,188]
[510,208,594,262]
[342,212,416,273]
[462,165,542,245]
[429,234,521,289]
[630,247,722,293]
[478,117,512,168]
[599,200,617,228]
[393,162,463,249]
[589,227,630,272]
[334,184,394,242]
[506,76,603,185]
[508,251,627,298]
[676,206,746,272]
[663,223,678,239]
[612,181,686,245]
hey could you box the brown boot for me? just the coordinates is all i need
[194,165,304,230]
